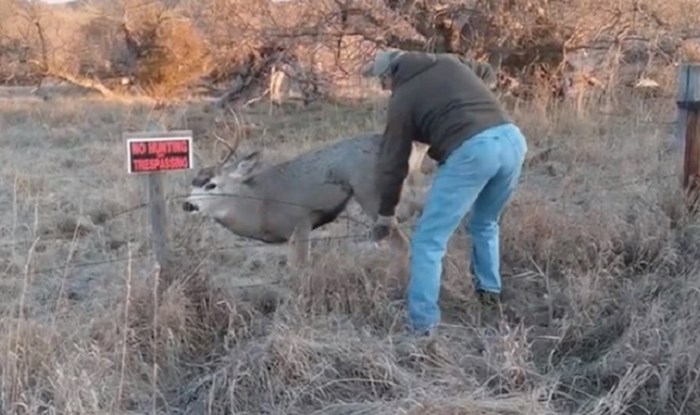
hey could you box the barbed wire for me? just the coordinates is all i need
[1,169,681,277]
[25,252,156,276]
[2,168,680,244]
[22,229,377,277]
[0,168,677,250]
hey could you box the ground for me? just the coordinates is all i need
[1,83,699,414]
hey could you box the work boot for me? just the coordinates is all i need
[403,320,437,338]
[475,289,503,326]
[476,289,501,307]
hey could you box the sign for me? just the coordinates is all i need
[124,130,194,174]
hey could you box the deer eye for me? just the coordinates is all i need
[204,183,216,191]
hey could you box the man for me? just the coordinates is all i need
[362,49,528,336]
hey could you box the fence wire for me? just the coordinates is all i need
[0,168,677,248]
[0,168,681,277]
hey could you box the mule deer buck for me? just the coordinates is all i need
[182,132,430,268]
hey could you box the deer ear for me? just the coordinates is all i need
[227,150,261,179]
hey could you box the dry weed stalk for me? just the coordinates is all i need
[115,242,133,411]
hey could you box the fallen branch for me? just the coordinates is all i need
[23,3,118,98]
[47,70,118,98]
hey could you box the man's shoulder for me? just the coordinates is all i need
[438,54,498,89]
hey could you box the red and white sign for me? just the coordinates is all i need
[124,130,194,174]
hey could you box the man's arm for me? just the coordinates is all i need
[376,96,416,218]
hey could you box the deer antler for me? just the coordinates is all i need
[224,107,243,137]
[214,131,240,166]
[212,107,245,166]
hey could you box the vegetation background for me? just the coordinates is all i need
[1,0,700,413]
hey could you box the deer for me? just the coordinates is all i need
[182,131,430,270]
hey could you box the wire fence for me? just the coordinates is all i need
[0,167,677,246]
[0,105,685,277]
[0,166,681,278]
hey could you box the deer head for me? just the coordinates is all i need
[182,126,262,214]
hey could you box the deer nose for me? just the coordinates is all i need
[182,201,199,212]
[191,176,210,188]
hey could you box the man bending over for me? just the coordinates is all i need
[362,49,528,336]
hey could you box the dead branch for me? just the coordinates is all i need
[48,70,117,98]
[27,3,118,97]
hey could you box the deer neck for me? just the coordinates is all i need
[210,185,269,240]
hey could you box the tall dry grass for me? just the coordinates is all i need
[0,85,698,414]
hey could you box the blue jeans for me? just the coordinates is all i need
[407,122,528,333]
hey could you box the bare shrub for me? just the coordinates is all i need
[2,0,698,103]
[76,16,127,82]
[127,13,212,98]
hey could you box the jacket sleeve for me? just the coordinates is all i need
[376,96,416,217]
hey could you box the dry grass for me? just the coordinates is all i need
[0,83,699,415]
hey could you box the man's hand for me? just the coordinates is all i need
[372,215,398,242]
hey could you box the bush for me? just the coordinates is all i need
[133,16,212,98]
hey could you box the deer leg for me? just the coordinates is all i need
[373,224,411,299]
[350,190,380,244]
[288,221,312,269]
[352,187,411,295]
